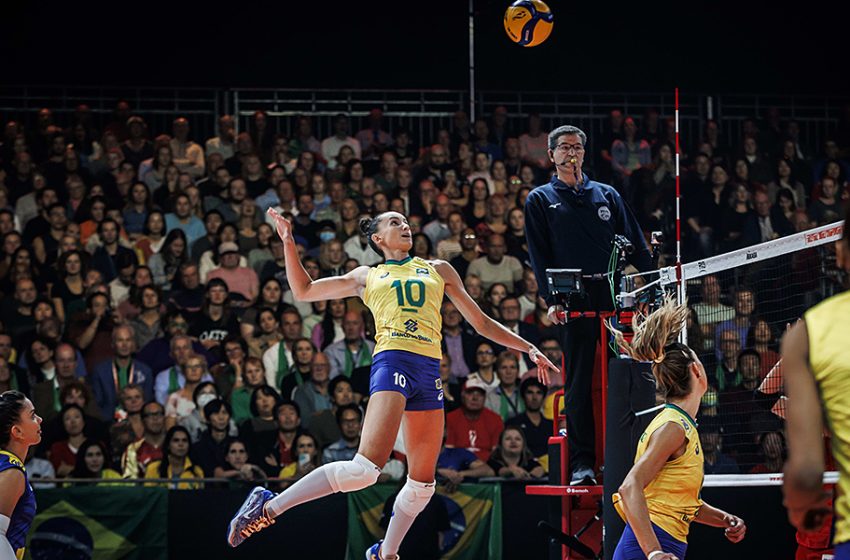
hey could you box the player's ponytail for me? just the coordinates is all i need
[359,214,386,258]
[0,390,27,447]
[608,298,694,400]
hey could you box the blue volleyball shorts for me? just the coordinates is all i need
[370,350,444,411]
[613,522,688,560]
[836,541,850,560]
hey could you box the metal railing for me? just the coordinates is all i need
[2,85,846,156]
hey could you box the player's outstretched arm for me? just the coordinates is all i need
[268,208,368,302]
[433,260,559,385]
[781,320,830,532]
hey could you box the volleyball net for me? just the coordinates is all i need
[634,220,846,477]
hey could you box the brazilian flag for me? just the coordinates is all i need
[347,483,502,560]
[26,487,167,559]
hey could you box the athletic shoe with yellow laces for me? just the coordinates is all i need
[227,486,276,547]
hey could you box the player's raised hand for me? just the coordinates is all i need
[529,346,559,385]
[267,207,292,242]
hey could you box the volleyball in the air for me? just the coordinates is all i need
[503,0,554,47]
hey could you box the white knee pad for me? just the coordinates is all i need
[326,453,382,493]
[393,477,436,517]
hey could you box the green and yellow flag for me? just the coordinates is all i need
[26,487,167,559]
[347,483,502,560]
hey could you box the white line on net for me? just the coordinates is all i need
[704,471,839,487]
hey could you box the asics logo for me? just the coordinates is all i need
[549,202,561,209]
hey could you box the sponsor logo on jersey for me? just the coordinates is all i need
[415,268,429,276]
[379,272,390,279]
[404,319,419,333]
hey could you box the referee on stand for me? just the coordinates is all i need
[525,125,652,485]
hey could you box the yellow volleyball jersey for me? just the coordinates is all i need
[805,290,850,545]
[613,404,704,542]
[362,256,444,360]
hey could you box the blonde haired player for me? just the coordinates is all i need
[610,300,746,560]
[227,209,559,560]
[783,203,850,559]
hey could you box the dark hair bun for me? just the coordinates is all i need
[359,217,373,236]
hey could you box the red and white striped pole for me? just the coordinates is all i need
[675,88,686,343]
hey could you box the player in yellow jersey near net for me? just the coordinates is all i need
[783,203,850,560]
[227,209,559,560]
[610,299,746,560]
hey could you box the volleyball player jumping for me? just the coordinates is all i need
[610,300,746,560]
[783,203,850,559]
[227,209,559,560]
[0,391,42,560]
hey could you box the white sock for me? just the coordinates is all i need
[381,478,436,558]
[265,454,380,518]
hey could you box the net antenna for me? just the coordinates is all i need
[675,87,686,344]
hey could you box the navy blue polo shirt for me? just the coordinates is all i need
[524,174,652,306]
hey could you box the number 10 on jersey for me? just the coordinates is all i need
[391,279,425,311]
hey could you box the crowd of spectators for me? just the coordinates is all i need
[1,100,848,488]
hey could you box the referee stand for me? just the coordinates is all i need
[527,308,649,560]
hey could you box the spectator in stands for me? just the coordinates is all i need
[322,403,363,463]
[89,218,137,283]
[48,403,87,477]
[482,283,507,321]
[90,325,154,420]
[440,300,477,381]
[422,194,452,247]
[216,439,267,484]
[116,384,145,439]
[808,176,842,225]
[741,136,773,186]
[498,296,539,370]
[154,334,204,405]
[446,377,504,462]
[519,112,548,169]
[164,354,208,429]
[206,241,259,305]
[70,439,122,481]
[1,276,38,345]
[126,285,164,349]
[191,210,224,261]
[436,426,494,492]
[23,335,57,387]
[742,190,794,246]
[715,287,756,353]
[191,398,236,476]
[746,318,780,378]
[177,381,225,442]
[611,117,651,195]
[310,376,354,450]
[134,210,166,262]
[438,354,461,413]
[69,292,119,372]
[240,385,281,469]
[32,202,67,267]
[467,341,499,393]
[189,278,240,353]
[713,329,743,392]
[693,274,734,335]
[324,311,374,380]
[145,425,204,488]
[748,431,786,474]
[279,432,323,483]
[206,115,235,160]
[506,378,553,460]
[293,352,333,429]
[107,252,136,309]
[448,228,479,280]
[717,181,753,252]
[485,352,524,422]
[487,425,544,479]
[355,108,392,163]
[312,298,346,351]
[169,118,204,179]
[31,343,82,420]
[322,114,361,169]
[435,211,466,262]
[466,233,523,292]
[165,193,205,245]
[699,417,740,475]
[767,159,807,209]
[228,356,267,425]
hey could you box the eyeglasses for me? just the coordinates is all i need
[541,346,560,352]
[463,234,477,240]
[142,411,164,418]
[554,143,584,154]
[477,350,494,355]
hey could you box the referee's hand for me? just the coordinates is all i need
[547,305,566,325]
